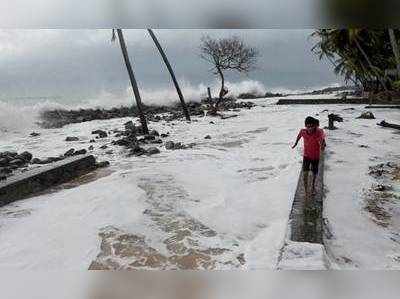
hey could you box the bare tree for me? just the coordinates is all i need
[112,29,149,134]
[200,35,259,111]
[147,29,191,121]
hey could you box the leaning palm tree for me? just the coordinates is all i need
[112,29,149,134]
[388,29,400,79]
[147,29,191,121]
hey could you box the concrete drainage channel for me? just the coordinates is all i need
[277,154,331,270]
[0,155,104,206]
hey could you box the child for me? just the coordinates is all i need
[292,116,325,198]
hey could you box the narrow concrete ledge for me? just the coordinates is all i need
[277,98,372,105]
[365,105,400,109]
[288,154,324,244]
[0,155,96,206]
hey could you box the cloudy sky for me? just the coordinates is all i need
[0,29,340,104]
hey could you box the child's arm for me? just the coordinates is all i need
[291,131,302,149]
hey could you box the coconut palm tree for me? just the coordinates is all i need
[147,29,191,121]
[312,29,389,92]
[388,29,400,79]
[112,29,149,134]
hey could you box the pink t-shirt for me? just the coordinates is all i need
[298,128,324,160]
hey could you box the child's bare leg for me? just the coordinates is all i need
[311,173,317,196]
[303,171,309,200]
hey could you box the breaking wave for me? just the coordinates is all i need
[0,79,339,133]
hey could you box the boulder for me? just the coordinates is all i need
[9,159,25,167]
[0,152,17,159]
[128,145,146,157]
[357,111,375,119]
[204,135,212,139]
[160,133,169,138]
[0,158,9,167]
[30,132,40,137]
[92,130,108,138]
[31,158,42,164]
[165,141,175,150]
[0,167,12,174]
[96,161,110,168]
[146,147,160,156]
[100,145,108,149]
[73,149,87,156]
[64,148,75,157]
[65,136,79,142]
[149,130,160,137]
[88,145,94,151]
[149,138,163,144]
[18,151,33,162]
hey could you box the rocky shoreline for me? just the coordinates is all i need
[38,98,255,129]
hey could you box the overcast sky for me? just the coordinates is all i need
[0,29,340,103]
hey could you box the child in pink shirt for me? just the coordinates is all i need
[292,116,326,198]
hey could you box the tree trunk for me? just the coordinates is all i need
[388,29,400,79]
[147,29,191,121]
[354,38,388,92]
[216,67,225,109]
[116,29,149,135]
[207,87,212,101]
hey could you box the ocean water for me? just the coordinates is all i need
[0,79,333,133]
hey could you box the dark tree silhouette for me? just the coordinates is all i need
[113,29,149,134]
[200,35,259,111]
[147,29,191,121]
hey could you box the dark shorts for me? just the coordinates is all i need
[302,157,319,174]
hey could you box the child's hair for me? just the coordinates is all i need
[314,118,320,127]
[305,116,315,125]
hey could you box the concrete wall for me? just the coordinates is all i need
[0,155,96,206]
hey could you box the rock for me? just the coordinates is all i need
[149,138,163,144]
[9,159,25,167]
[165,141,175,150]
[374,184,392,192]
[30,132,40,137]
[146,147,160,155]
[0,152,17,159]
[0,175,6,181]
[144,135,156,141]
[100,145,108,149]
[124,121,135,132]
[0,167,12,174]
[92,130,108,138]
[0,158,9,167]
[88,145,94,151]
[73,149,87,156]
[357,111,375,119]
[90,139,96,143]
[65,136,79,142]
[149,130,160,137]
[105,150,114,155]
[64,148,75,157]
[18,151,33,162]
[31,158,42,164]
[96,161,110,168]
[128,145,146,156]
[209,121,215,124]
[160,133,169,138]
[204,135,211,139]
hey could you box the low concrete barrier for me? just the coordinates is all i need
[277,98,370,105]
[288,154,324,243]
[0,155,96,206]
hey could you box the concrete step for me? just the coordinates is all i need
[0,155,97,206]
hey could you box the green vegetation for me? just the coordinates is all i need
[312,29,400,93]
